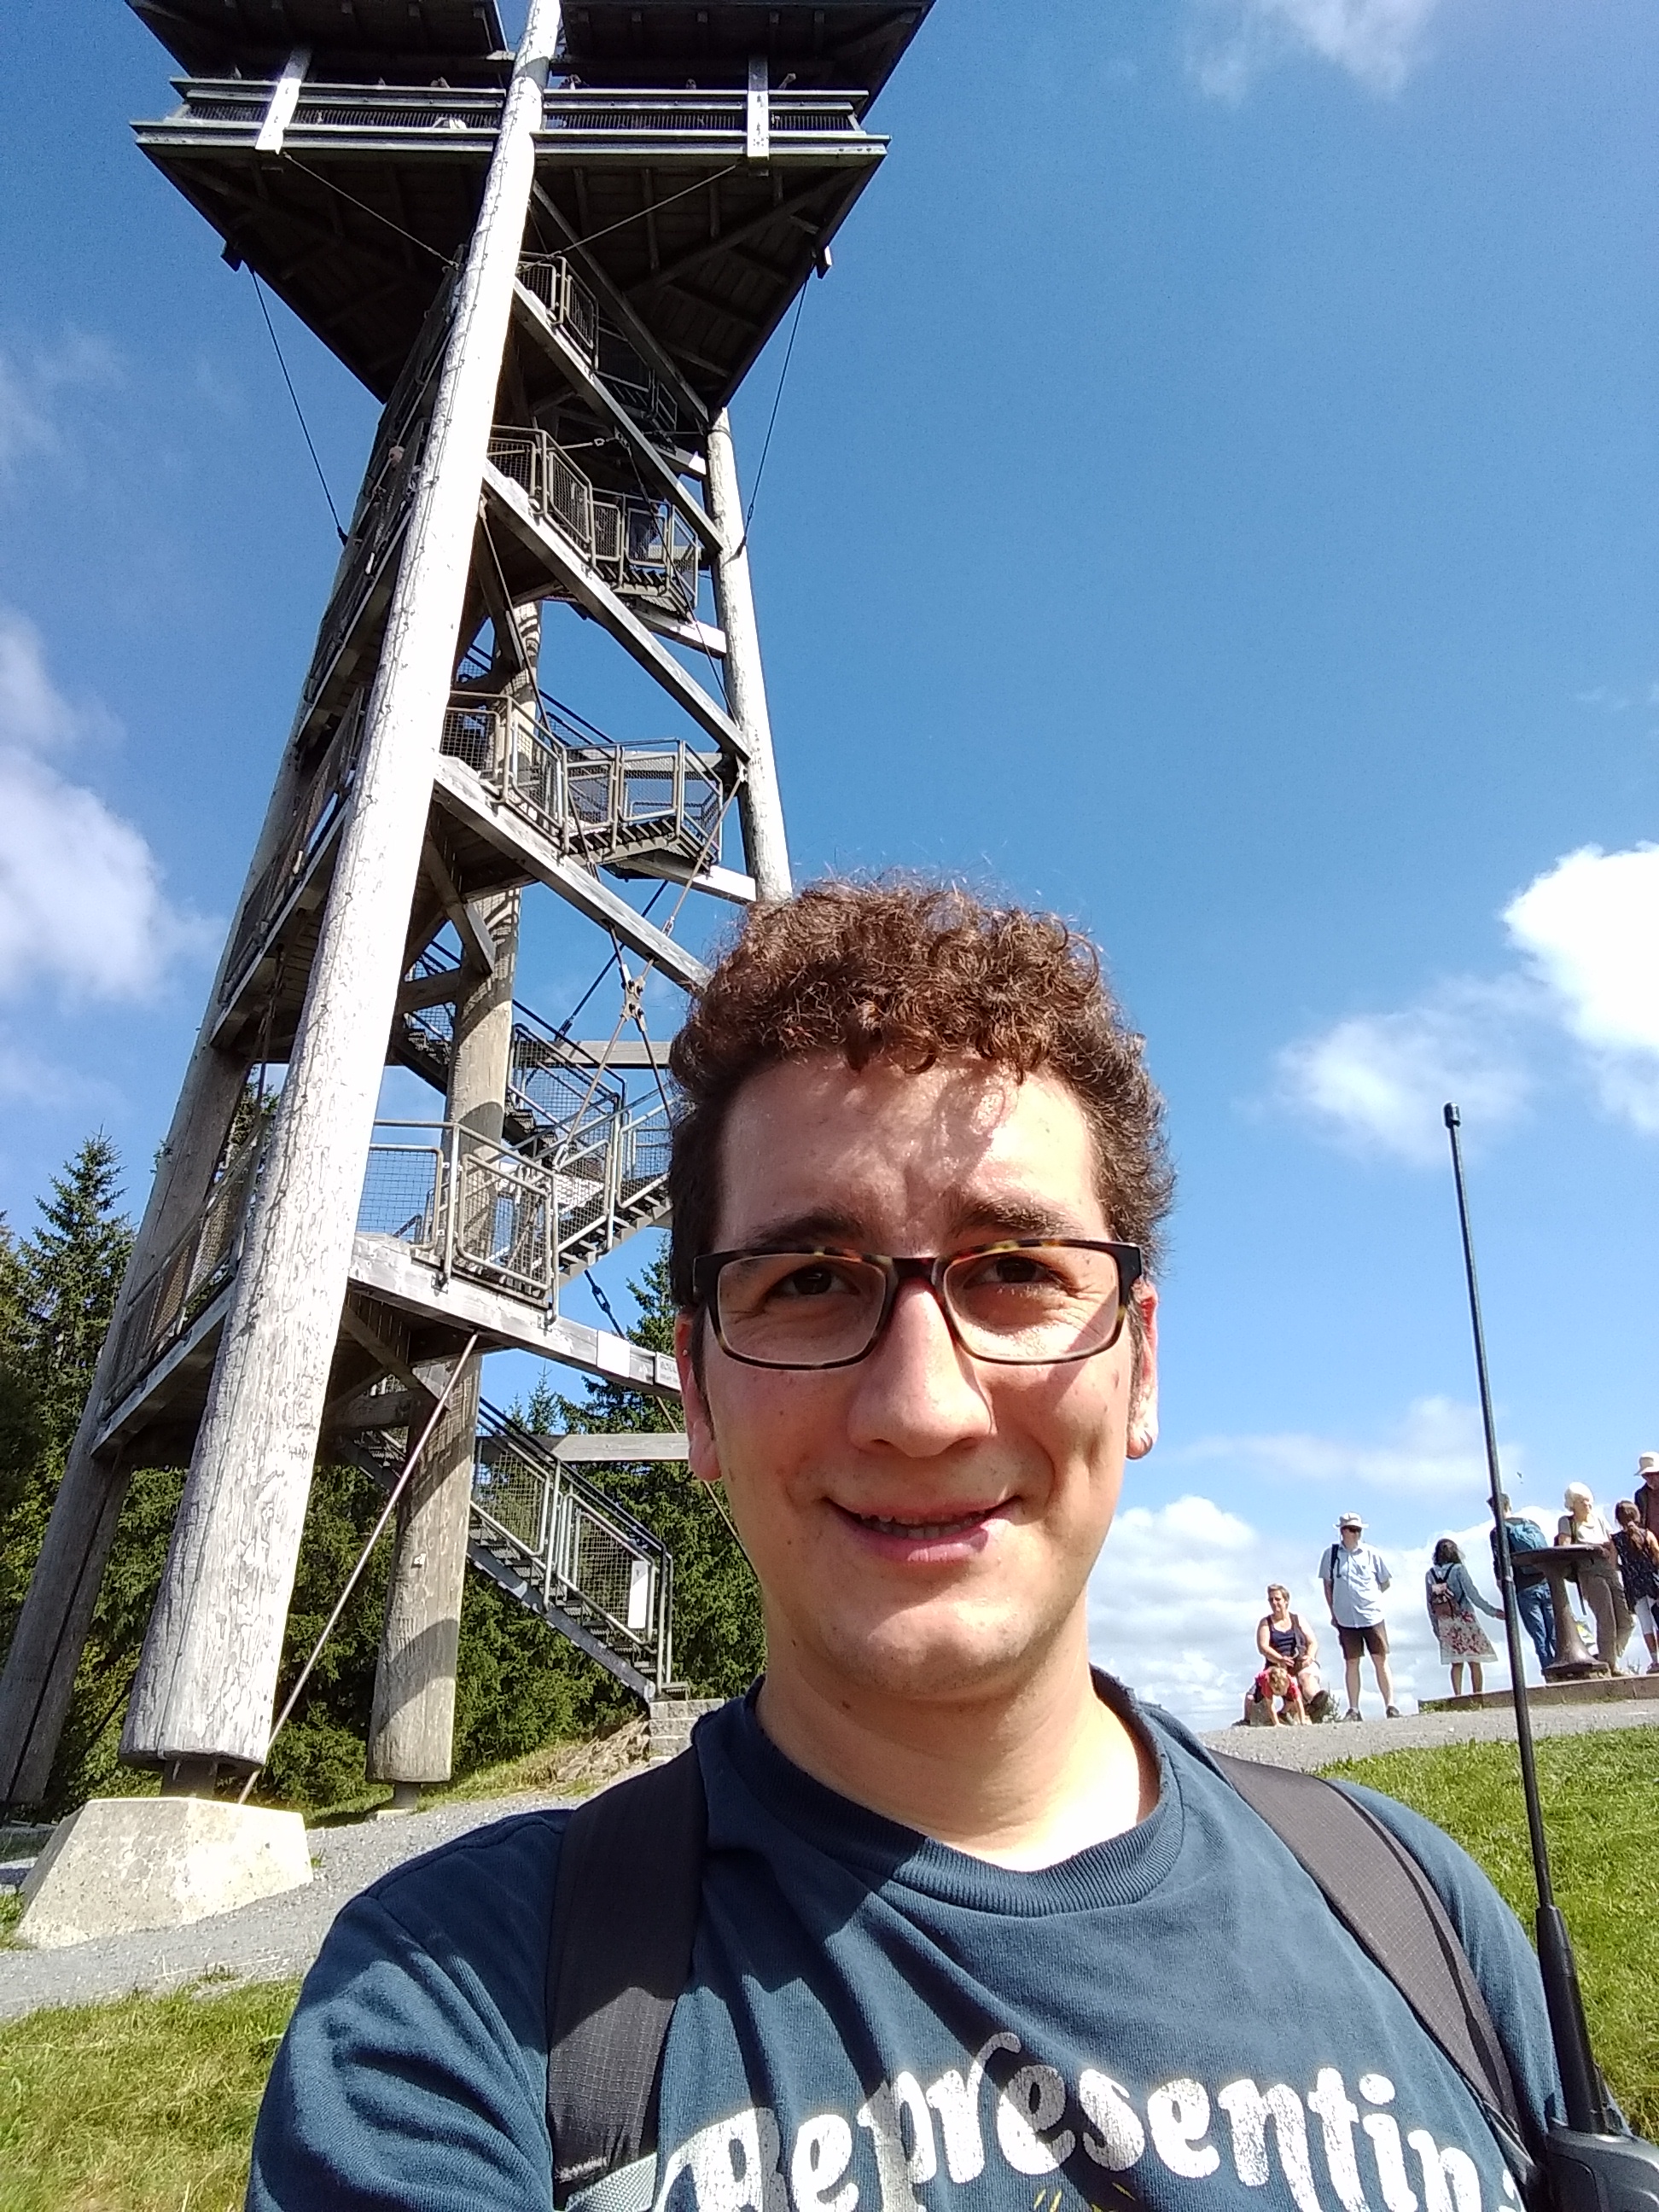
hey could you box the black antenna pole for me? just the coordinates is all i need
[1442,1103,1606,2137]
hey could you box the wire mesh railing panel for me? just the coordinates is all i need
[616,1106,673,1211]
[568,1508,649,1637]
[472,1434,552,1554]
[486,432,539,504]
[509,1034,622,1149]
[102,1126,271,1408]
[517,255,601,359]
[451,1145,555,1298]
[357,1135,443,1249]
[440,701,496,775]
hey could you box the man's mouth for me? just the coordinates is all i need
[841,1505,998,1540]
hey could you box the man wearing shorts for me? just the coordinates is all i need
[1320,1513,1399,1719]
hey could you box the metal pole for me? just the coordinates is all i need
[1443,1102,1605,2134]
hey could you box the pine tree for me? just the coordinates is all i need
[21,1135,133,1455]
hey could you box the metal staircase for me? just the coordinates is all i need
[344,1398,684,1701]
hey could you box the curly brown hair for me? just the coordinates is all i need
[667,880,1173,1309]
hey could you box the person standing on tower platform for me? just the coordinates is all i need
[248,882,1563,2212]
[1320,1512,1400,1720]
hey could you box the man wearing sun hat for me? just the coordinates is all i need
[1633,1452,1659,1540]
[1319,1511,1400,1720]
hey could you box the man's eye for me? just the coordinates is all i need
[964,1253,1064,1290]
[767,1262,857,1301]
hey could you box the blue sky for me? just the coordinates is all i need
[2,0,1656,1724]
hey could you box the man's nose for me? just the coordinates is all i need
[845,1277,993,1456]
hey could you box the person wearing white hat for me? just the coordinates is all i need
[1319,1512,1399,1719]
[1634,1452,1659,1540]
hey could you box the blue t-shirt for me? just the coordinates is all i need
[249,1685,1558,2212]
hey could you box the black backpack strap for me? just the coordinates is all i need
[1211,1751,1535,2168]
[546,1749,708,2212]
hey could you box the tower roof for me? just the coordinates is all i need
[557,3,933,102]
[127,0,511,86]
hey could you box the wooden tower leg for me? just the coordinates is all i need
[0,719,320,1806]
[706,407,792,903]
[118,2,563,1784]
[366,884,520,1786]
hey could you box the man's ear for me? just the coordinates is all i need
[675,1310,723,1487]
[1126,1280,1159,1460]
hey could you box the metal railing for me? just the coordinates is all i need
[517,255,679,439]
[104,1121,273,1409]
[166,81,864,145]
[102,1086,672,1415]
[221,696,367,1004]
[470,1404,675,1691]
[553,1098,672,1273]
[537,89,867,137]
[398,953,626,1159]
[439,692,722,864]
[486,428,699,620]
[358,1121,558,1303]
[167,81,505,134]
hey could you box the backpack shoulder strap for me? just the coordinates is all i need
[546,1749,707,2212]
[1210,1751,1533,2161]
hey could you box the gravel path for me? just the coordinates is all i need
[3,1698,1654,2024]
[1202,1693,1659,1769]
[0,1791,579,2024]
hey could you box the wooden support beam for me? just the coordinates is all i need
[529,180,709,428]
[337,1298,438,1415]
[433,752,708,990]
[396,964,465,1015]
[705,409,790,901]
[509,282,722,556]
[120,2,566,1778]
[480,463,745,760]
[369,870,519,1787]
[0,679,324,1802]
[626,178,832,301]
[420,833,498,974]
[255,47,311,155]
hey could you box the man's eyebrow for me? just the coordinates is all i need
[728,1208,871,1250]
[722,1199,1103,1254]
[947,1197,1099,1242]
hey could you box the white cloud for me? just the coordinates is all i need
[1276,980,1531,1164]
[1177,1393,1493,1500]
[1504,846,1659,1132]
[0,607,212,1001]
[0,335,121,482]
[1189,0,1444,100]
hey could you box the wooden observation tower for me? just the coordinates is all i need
[0,0,931,1811]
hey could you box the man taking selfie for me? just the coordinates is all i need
[250,881,1560,2212]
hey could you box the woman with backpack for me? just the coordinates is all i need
[1425,1538,1505,1697]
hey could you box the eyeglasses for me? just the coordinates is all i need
[690,1240,1144,1371]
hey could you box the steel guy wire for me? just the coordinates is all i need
[250,271,348,542]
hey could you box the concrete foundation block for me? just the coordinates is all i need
[648,1697,723,1764]
[15,1796,311,1950]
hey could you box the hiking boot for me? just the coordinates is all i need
[1385,1705,1401,1718]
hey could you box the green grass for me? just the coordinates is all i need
[0,1891,20,1948]
[1325,1728,1658,2136]
[0,1730,1650,2204]
[0,1978,300,2212]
